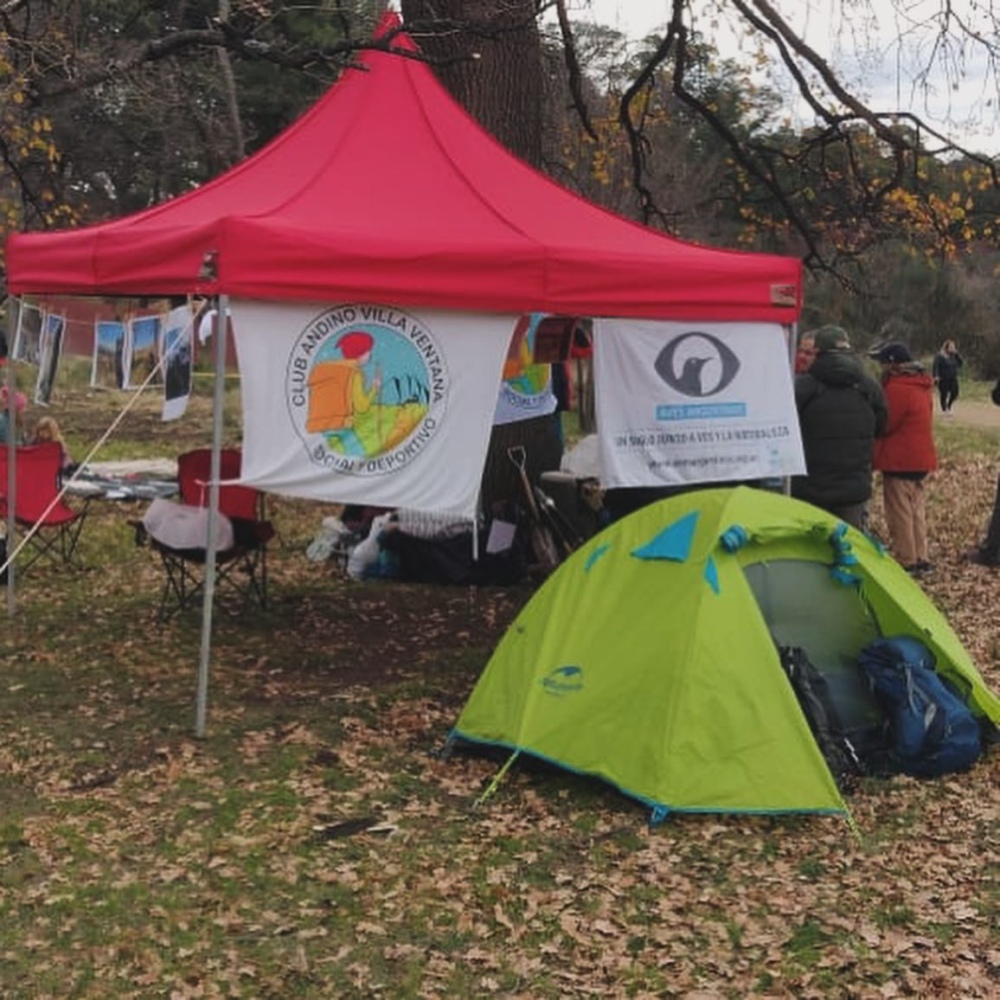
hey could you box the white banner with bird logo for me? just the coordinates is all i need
[232,300,516,517]
[593,320,805,488]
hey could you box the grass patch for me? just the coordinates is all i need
[785,918,834,965]
[934,420,1000,459]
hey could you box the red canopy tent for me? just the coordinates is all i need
[6,14,801,322]
[4,13,804,736]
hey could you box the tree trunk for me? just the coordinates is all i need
[217,0,245,162]
[399,0,543,167]
[400,1,556,517]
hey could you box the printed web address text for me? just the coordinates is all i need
[646,454,758,471]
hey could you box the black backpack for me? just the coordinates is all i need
[778,645,886,787]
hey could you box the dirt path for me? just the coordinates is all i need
[939,399,1000,430]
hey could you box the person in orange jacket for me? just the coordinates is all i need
[871,341,937,575]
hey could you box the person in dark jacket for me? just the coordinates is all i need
[968,485,1000,567]
[872,341,937,574]
[931,339,963,414]
[792,325,888,530]
[968,378,1000,565]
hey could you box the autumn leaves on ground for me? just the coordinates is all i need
[0,379,998,999]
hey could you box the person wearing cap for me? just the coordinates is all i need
[872,341,937,575]
[792,325,888,530]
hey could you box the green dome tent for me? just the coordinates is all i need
[451,486,1000,822]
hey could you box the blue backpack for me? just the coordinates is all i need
[857,636,982,778]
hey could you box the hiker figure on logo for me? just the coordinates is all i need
[306,330,383,457]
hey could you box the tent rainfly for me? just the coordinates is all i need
[451,487,1000,822]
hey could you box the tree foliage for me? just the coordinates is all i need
[0,0,387,232]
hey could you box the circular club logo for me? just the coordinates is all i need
[287,306,447,476]
[654,331,740,397]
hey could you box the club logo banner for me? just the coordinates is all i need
[234,301,516,516]
[286,305,447,475]
[594,320,805,487]
[493,313,557,426]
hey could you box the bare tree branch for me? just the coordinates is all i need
[618,2,682,230]
[553,0,597,139]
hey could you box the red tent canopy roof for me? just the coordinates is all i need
[6,12,801,321]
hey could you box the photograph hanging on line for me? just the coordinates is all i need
[161,305,193,422]
[35,313,66,405]
[91,319,127,390]
[12,300,44,365]
[128,314,162,388]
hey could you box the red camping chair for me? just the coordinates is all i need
[0,442,90,571]
[140,448,273,621]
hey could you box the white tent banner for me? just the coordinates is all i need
[232,301,516,517]
[594,320,805,488]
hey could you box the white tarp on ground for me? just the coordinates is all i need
[594,320,805,488]
[232,301,516,517]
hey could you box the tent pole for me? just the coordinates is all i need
[194,293,228,738]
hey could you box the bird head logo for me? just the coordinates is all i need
[654,332,740,397]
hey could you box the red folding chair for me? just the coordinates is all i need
[0,443,90,571]
[141,448,273,620]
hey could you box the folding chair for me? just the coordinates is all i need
[0,443,90,571]
[141,448,273,621]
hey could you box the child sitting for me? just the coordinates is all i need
[31,416,74,473]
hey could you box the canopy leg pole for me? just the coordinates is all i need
[4,341,16,617]
[783,321,798,497]
[195,293,228,738]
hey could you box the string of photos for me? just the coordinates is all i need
[10,299,196,422]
